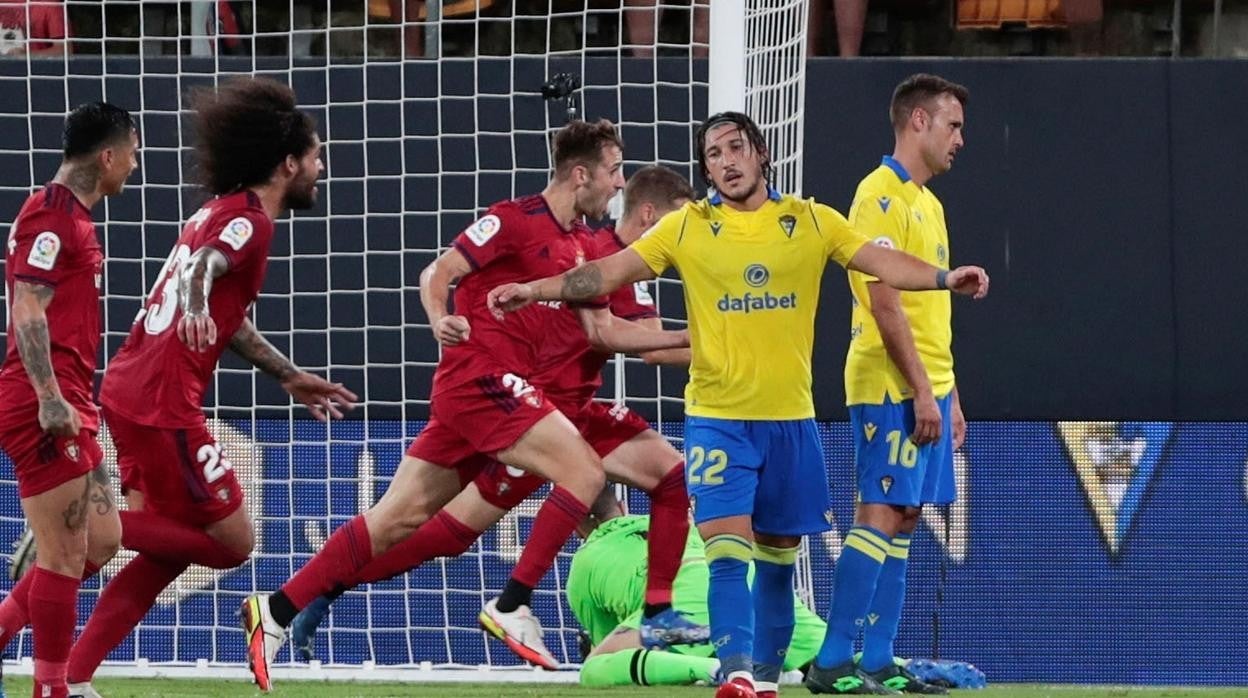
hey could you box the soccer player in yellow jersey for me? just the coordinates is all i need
[810,74,971,696]
[487,111,989,698]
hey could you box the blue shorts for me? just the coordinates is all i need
[683,417,833,536]
[848,393,956,507]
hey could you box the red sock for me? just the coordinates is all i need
[511,486,588,588]
[30,567,79,698]
[0,559,103,651]
[645,462,688,605]
[347,510,479,587]
[67,554,186,684]
[281,515,373,610]
[120,510,248,569]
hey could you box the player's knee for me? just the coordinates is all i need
[562,463,606,504]
[36,530,89,576]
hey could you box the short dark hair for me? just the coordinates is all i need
[623,165,696,218]
[63,102,135,159]
[890,74,969,131]
[694,111,771,188]
[189,77,319,196]
[552,119,623,176]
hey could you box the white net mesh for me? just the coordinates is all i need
[0,0,808,677]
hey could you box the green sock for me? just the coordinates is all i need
[579,649,720,687]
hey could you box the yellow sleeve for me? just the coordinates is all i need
[846,188,908,282]
[812,202,870,269]
[628,207,685,276]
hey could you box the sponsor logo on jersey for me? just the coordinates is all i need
[937,243,947,264]
[877,196,891,213]
[27,231,60,270]
[880,475,893,495]
[709,221,723,236]
[744,263,770,288]
[465,214,501,246]
[1058,421,1174,556]
[716,291,796,314]
[864,422,878,441]
[219,217,254,251]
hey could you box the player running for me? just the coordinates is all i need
[0,102,138,698]
[487,111,989,698]
[61,77,356,698]
[237,122,690,690]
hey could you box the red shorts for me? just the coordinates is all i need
[575,401,651,458]
[0,418,101,498]
[427,370,558,456]
[104,408,244,528]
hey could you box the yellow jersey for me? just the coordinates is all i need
[630,189,868,420]
[844,157,955,405]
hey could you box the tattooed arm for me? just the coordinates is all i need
[487,248,656,315]
[10,281,80,436]
[229,318,297,381]
[230,319,358,422]
[176,247,231,352]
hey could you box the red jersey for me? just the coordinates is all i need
[100,191,274,429]
[0,183,103,429]
[531,225,659,412]
[433,194,601,392]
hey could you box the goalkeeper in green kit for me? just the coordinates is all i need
[568,504,986,689]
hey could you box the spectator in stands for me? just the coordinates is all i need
[624,0,708,57]
[809,0,868,57]
[0,0,70,56]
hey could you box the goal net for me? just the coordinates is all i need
[0,0,809,678]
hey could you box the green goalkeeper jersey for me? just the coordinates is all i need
[566,514,825,669]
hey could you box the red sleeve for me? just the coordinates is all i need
[608,281,659,320]
[7,209,79,287]
[451,205,521,271]
[36,3,67,40]
[203,210,273,272]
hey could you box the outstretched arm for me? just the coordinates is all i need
[488,248,656,316]
[230,319,358,421]
[576,308,689,356]
[848,244,989,299]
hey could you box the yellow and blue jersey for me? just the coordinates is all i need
[630,189,869,420]
[844,156,955,406]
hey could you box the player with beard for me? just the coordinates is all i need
[61,78,357,698]
[0,101,138,698]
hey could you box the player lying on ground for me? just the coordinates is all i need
[0,101,138,698]
[238,124,692,691]
[487,111,989,698]
[55,77,357,698]
[566,509,986,690]
[282,165,701,670]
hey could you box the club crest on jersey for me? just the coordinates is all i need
[880,475,893,494]
[778,214,797,239]
[709,221,723,236]
[64,442,79,462]
[27,231,60,271]
[219,217,253,251]
[1057,421,1174,556]
[743,263,770,288]
[465,214,501,246]
[877,196,891,213]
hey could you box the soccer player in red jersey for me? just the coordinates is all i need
[0,102,138,698]
[61,78,357,698]
[238,122,688,690]
[277,166,702,669]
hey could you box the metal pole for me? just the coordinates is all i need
[425,0,442,58]
[1171,0,1182,57]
